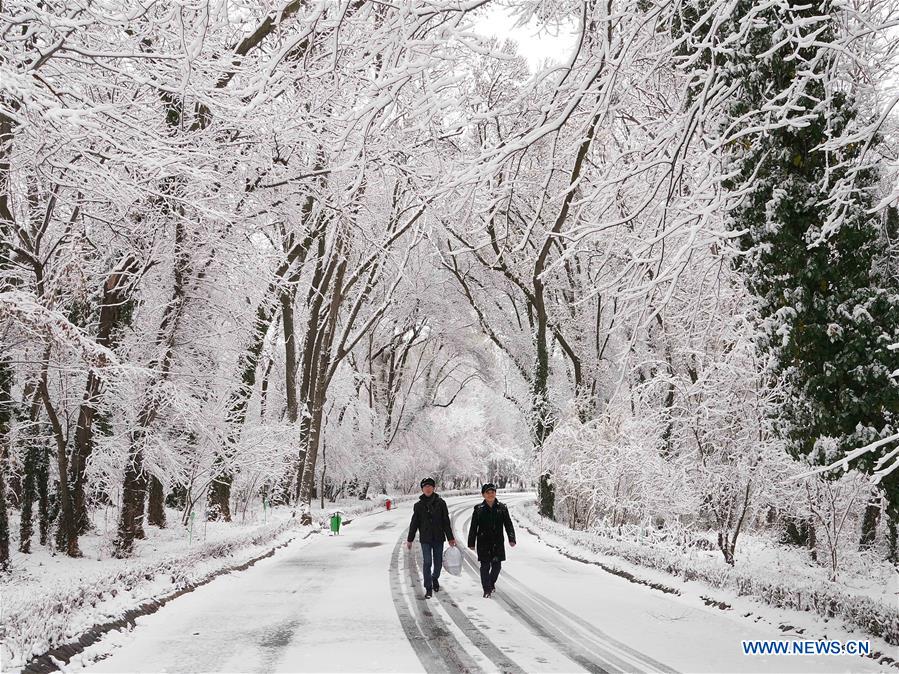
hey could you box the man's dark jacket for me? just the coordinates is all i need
[467,500,516,562]
[407,493,454,544]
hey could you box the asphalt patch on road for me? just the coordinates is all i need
[258,617,303,671]
[349,541,383,549]
[259,618,302,650]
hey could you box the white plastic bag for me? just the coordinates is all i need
[443,544,463,576]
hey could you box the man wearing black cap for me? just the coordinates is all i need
[406,477,456,598]
[467,483,516,598]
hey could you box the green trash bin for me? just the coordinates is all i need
[329,512,342,535]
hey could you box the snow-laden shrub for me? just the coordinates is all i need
[781,469,879,582]
[543,413,700,531]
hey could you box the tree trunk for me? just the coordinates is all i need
[116,215,191,545]
[530,111,601,520]
[532,284,555,519]
[207,471,233,522]
[208,225,318,521]
[888,519,898,564]
[39,377,80,557]
[115,85,202,539]
[717,531,735,565]
[0,452,9,572]
[0,462,8,572]
[297,381,328,511]
[294,234,336,511]
[135,465,148,540]
[808,520,817,563]
[37,439,50,546]
[0,102,19,570]
[18,436,40,553]
[259,354,274,419]
[116,415,160,541]
[859,498,880,550]
[887,501,898,565]
[70,372,102,534]
[660,371,676,456]
[281,275,300,424]
[115,439,146,556]
[147,474,166,528]
[297,234,346,510]
[538,474,555,519]
[71,263,136,534]
[1,111,15,570]
[18,382,45,552]
[0,465,9,572]
[0,362,10,569]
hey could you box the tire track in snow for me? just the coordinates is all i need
[409,540,527,674]
[403,541,486,673]
[390,536,481,673]
[450,501,611,673]
[454,541,611,674]
[450,499,678,674]
[500,567,677,674]
[390,537,452,672]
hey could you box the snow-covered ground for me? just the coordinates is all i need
[3,492,436,670]
[33,493,891,673]
[513,501,899,651]
[3,506,305,670]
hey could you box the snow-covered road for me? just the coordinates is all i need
[84,494,881,673]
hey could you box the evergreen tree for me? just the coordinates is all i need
[733,112,899,522]
[678,0,899,553]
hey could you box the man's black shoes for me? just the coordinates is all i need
[425,589,432,599]
[433,579,440,593]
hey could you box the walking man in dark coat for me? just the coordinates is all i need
[467,483,516,598]
[406,477,456,598]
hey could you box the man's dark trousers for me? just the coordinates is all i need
[480,559,501,591]
[421,542,443,590]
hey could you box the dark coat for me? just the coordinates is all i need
[467,500,516,562]
[407,493,454,545]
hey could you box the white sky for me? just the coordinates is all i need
[475,4,578,70]
[476,9,899,111]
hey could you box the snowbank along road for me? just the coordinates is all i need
[83,494,882,673]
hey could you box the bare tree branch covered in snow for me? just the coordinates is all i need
[0,0,897,599]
